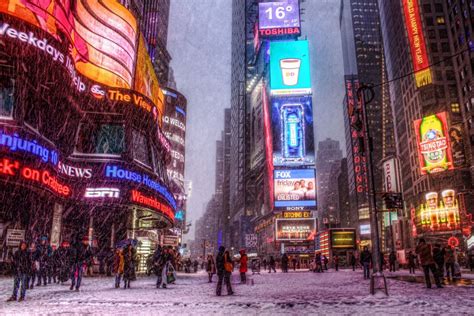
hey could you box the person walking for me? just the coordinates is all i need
[292,256,297,271]
[239,250,248,284]
[268,256,276,273]
[37,237,52,286]
[262,258,267,271]
[113,248,124,288]
[350,253,356,271]
[360,247,372,280]
[216,247,233,296]
[56,241,73,284]
[432,244,445,278]
[7,241,31,302]
[444,245,455,281]
[206,254,216,283]
[28,242,40,290]
[323,255,329,270]
[333,255,339,271]
[415,239,442,289]
[281,253,289,273]
[123,245,136,289]
[389,251,397,272]
[70,237,92,291]
[407,251,416,274]
[193,259,199,273]
[159,248,172,289]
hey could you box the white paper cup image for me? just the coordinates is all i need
[280,58,301,86]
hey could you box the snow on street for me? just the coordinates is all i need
[1,269,473,315]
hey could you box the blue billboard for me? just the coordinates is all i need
[271,95,314,167]
[274,169,317,210]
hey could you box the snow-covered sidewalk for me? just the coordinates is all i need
[1,269,472,315]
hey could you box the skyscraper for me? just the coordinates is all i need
[340,0,395,245]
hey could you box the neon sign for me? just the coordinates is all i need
[85,187,120,198]
[105,165,176,210]
[0,158,70,196]
[0,130,58,165]
[130,190,174,219]
[417,190,461,232]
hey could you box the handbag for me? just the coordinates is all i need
[224,254,233,272]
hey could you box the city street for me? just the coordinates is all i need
[2,269,473,315]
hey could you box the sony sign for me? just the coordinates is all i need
[85,188,120,198]
[58,162,92,179]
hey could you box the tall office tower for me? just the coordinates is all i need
[378,0,473,246]
[316,139,343,228]
[340,0,395,246]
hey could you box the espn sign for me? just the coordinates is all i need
[84,187,120,198]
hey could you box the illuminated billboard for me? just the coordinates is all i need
[414,112,454,174]
[0,0,164,122]
[271,95,314,166]
[330,230,356,249]
[416,190,460,233]
[449,124,466,168]
[273,169,316,210]
[270,40,311,96]
[275,218,316,241]
[258,0,300,37]
[402,0,432,88]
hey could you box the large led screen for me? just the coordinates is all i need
[275,218,316,241]
[414,112,454,174]
[270,40,311,96]
[258,0,300,37]
[274,169,316,210]
[271,95,314,166]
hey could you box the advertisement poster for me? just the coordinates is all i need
[275,218,316,241]
[416,190,461,233]
[274,169,316,210]
[448,124,466,168]
[402,0,432,88]
[413,112,454,174]
[270,40,311,95]
[258,0,300,37]
[382,157,402,193]
[330,230,356,249]
[271,95,314,166]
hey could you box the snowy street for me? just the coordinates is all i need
[1,269,473,315]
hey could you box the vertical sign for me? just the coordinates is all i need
[382,158,402,193]
[402,0,432,88]
[50,203,63,248]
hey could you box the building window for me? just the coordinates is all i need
[451,103,460,113]
[436,16,445,25]
[0,78,14,118]
[76,122,124,155]
[423,4,432,13]
[132,129,151,166]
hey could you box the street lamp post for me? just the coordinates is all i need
[357,84,388,295]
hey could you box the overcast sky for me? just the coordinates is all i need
[168,0,346,240]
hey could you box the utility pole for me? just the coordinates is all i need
[357,84,388,295]
[202,239,206,261]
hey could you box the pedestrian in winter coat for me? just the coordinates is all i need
[7,241,31,302]
[216,246,233,296]
[268,256,276,273]
[314,253,323,273]
[407,251,416,274]
[37,236,52,286]
[262,258,267,271]
[56,241,73,283]
[28,242,40,290]
[70,237,93,291]
[432,244,445,277]
[444,246,455,280]
[113,248,125,288]
[123,245,136,289]
[239,250,248,283]
[333,255,340,271]
[350,253,356,271]
[153,245,164,287]
[158,248,172,288]
[206,254,217,283]
[193,259,199,273]
[323,256,329,270]
[389,251,397,272]
[292,257,297,271]
[360,247,372,279]
[281,254,289,273]
[415,239,442,288]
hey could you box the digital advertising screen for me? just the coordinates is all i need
[416,190,461,233]
[271,95,314,167]
[273,169,316,210]
[258,0,300,37]
[414,112,454,174]
[330,230,356,249]
[270,40,311,96]
[275,218,316,241]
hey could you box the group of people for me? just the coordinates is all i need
[151,245,177,289]
[205,248,248,296]
[8,236,93,302]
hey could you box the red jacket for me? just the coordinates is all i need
[239,254,248,273]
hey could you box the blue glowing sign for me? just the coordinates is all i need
[175,210,184,220]
[0,129,58,166]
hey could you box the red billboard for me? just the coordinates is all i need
[402,0,432,88]
[413,112,454,174]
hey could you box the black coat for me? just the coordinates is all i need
[432,247,445,266]
[360,250,372,264]
[73,244,93,265]
[216,251,225,274]
[13,249,31,274]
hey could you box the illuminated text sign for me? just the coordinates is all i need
[130,190,174,219]
[85,187,120,198]
[258,0,300,37]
